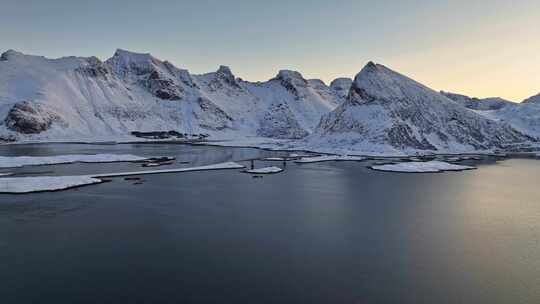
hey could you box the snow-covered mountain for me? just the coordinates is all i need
[0,49,345,141]
[440,91,516,111]
[1,49,538,153]
[304,62,532,154]
[480,99,540,138]
[441,91,540,139]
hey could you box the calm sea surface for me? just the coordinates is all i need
[0,144,539,304]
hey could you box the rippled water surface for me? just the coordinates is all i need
[0,144,539,304]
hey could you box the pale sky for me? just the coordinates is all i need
[1,0,539,101]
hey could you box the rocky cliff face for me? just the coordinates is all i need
[4,101,66,134]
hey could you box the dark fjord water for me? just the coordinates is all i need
[0,144,539,304]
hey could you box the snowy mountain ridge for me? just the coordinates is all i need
[440,91,516,111]
[0,49,538,154]
[0,49,346,142]
[298,62,535,154]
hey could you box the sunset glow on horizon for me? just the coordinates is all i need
[2,0,539,101]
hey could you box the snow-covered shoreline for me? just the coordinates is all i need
[0,175,104,194]
[294,155,367,163]
[0,154,149,168]
[93,162,245,178]
[370,161,476,173]
[0,162,245,194]
[244,166,283,174]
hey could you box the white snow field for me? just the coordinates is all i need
[94,162,245,178]
[294,155,366,163]
[244,166,283,174]
[0,154,148,168]
[370,161,476,173]
[0,175,103,194]
[0,162,245,194]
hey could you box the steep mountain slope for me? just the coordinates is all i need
[483,100,540,138]
[0,49,345,141]
[307,62,531,153]
[439,91,540,139]
[240,71,340,138]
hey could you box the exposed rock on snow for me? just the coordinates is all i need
[0,154,148,168]
[244,166,283,174]
[295,155,366,163]
[257,103,309,139]
[5,101,66,134]
[195,97,233,130]
[370,161,476,173]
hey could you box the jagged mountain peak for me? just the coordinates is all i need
[217,65,233,76]
[105,49,163,76]
[215,65,238,85]
[111,49,155,61]
[312,62,531,152]
[350,62,436,105]
[276,70,305,81]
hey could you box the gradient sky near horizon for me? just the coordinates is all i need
[1,0,539,101]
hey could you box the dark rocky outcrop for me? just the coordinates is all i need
[4,101,66,134]
[275,70,308,100]
[76,57,111,79]
[194,97,233,130]
[146,71,184,100]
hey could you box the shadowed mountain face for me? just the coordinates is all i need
[311,62,532,152]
